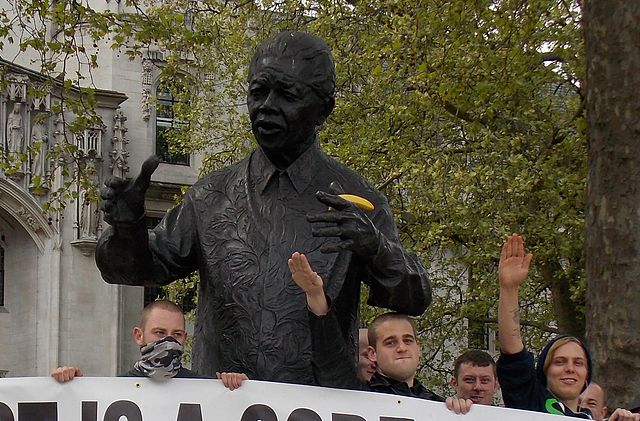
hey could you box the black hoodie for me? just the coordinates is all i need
[497,335,593,418]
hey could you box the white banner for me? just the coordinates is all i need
[0,377,562,421]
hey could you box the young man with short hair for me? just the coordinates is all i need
[358,328,376,382]
[365,312,445,402]
[451,350,500,405]
[288,252,472,414]
[52,300,246,389]
[580,382,608,421]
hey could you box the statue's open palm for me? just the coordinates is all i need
[498,234,533,288]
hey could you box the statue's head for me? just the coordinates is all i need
[247,31,336,168]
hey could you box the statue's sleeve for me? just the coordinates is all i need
[95,193,199,286]
[309,308,363,390]
[363,199,432,316]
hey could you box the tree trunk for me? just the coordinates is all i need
[541,259,585,337]
[584,0,640,409]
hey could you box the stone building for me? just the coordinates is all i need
[0,1,203,377]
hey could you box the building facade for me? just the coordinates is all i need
[0,0,203,377]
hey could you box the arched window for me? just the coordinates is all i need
[155,86,190,166]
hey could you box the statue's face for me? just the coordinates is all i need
[247,55,328,164]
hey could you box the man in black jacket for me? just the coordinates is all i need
[365,312,444,401]
[288,252,471,413]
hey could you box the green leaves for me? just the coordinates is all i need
[1,0,586,393]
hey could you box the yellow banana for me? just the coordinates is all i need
[338,194,375,211]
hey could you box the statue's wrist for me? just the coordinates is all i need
[111,213,147,236]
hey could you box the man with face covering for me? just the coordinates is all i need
[126,300,195,378]
[95,31,431,385]
[52,300,246,387]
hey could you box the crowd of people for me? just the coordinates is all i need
[53,235,640,421]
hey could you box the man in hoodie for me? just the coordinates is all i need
[496,234,639,421]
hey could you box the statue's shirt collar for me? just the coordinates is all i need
[251,141,323,195]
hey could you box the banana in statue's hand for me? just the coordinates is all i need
[338,194,375,211]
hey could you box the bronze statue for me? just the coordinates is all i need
[96,31,431,385]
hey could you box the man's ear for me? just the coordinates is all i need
[450,376,458,388]
[133,327,144,347]
[367,345,377,362]
[602,407,608,418]
[317,98,335,126]
[324,97,336,120]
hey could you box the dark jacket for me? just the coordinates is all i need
[497,335,593,418]
[309,310,442,402]
[369,372,444,401]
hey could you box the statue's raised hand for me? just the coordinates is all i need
[307,181,380,256]
[100,155,160,226]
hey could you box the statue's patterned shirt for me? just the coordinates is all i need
[97,142,431,384]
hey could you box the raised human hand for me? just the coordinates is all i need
[307,182,379,256]
[288,252,324,296]
[498,234,533,289]
[101,155,160,226]
[288,252,329,315]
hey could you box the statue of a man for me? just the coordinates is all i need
[96,31,432,385]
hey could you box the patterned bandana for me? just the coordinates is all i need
[133,336,184,380]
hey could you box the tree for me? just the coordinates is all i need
[0,0,138,209]
[1,0,590,393]
[584,0,640,409]
[148,0,588,391]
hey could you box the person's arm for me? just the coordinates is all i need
[498,234,533,355]
[288,252,361,389]
[51,366,83,383]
